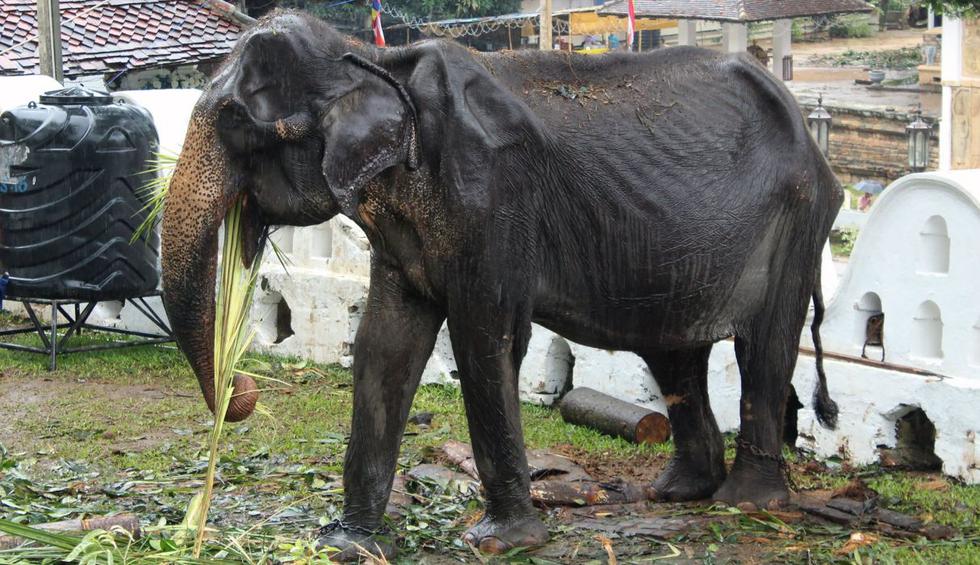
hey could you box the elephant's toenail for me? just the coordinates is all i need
[478,536,510,554]
[736,501,758,512]
[766,498,785,510]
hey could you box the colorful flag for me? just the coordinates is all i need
[626,0,636,51]
[371,0,386,47]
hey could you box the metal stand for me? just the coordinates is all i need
[0,293,173,370]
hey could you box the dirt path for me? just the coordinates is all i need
[794,28,924,59]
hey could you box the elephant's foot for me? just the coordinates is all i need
[462,513,549,555]
[647,457,726,502]
[316,522,396,563]
[712,458,789,511]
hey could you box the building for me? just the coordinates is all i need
[0,0,247,89]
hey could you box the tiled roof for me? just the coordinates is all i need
[0,0,244,77]
[600,0,874,22]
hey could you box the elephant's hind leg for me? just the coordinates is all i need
[643,346,726,501]
[713,281,812,509]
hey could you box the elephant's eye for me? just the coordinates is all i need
[217,103,275,154]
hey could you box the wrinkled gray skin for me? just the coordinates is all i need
[161,11,841,561]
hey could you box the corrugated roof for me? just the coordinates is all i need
[600,0,873,22]
[0,0,245,77]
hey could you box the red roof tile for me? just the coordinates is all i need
[0,0,244,77]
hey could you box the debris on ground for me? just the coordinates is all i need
[0,513,141,549]
[407,411,433,428]
[798,479,958,541]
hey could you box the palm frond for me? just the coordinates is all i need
[192,196,263,557]
[131,150,179,244]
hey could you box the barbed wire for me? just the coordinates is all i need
[381,3,570,38]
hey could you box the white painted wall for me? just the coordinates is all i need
[0,75,62,112]
[939,17,963,170]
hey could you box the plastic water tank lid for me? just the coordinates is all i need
[39,86,114,106]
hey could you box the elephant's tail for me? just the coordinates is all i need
[811,265,839,429]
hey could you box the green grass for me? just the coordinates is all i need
[1,330,978,563]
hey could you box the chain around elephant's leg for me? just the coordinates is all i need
[643,346,726,501]
[714,307,809,510]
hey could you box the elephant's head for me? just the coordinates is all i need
[161,13,419,421]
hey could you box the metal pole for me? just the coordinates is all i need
[540,0,552,50]
[50,302,57,370]
[36,0,64,82]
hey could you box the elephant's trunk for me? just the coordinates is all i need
[161,109,259,422]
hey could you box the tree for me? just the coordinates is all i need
[918,0,979,17]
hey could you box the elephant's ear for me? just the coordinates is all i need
[321,55,419,216]
[231,27,308,123]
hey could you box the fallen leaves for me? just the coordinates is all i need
[595,533,616,564]
[836,531,879,555]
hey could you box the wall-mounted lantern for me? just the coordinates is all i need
[807,94,832,157]
[782,54,794,81]
[906,106,932,172]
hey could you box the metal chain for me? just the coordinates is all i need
[734,435,798,492]
[318,519,384,538]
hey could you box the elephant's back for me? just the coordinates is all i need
[482,47,810,203]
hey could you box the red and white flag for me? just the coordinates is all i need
[371,0,386,47]
[626,0,636,51]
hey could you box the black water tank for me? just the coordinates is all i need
[0,86,160,301]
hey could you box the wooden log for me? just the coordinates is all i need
[798,501,858,525]
[442,440,481,480]
[0,514,141,549]
[559,387,671,444]
[529,480,647,507]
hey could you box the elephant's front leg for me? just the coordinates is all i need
[448,300,548,554]
[319,265,444,562]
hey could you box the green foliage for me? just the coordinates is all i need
[831,227,860,258]
[132,151,178,245]
[406,0,522,19]
[791,18,806,41]
[829,14,874,38]
[812,46,923,69]
[919,0,980,17]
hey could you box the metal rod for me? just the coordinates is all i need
[0,293,172,370]
[58,301,97,349]
[22,301,51,349]
[60,337,172,353]
[0,343,50,354]
[49,301,57,370]
[0,323,82,336]
[129,297,172,335]
[57,305,75,325]
[79,324,170,339]
[797,346,947,378]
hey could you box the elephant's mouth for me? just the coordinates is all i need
[217,103,337,227]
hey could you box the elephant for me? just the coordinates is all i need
[161,11,841,560]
